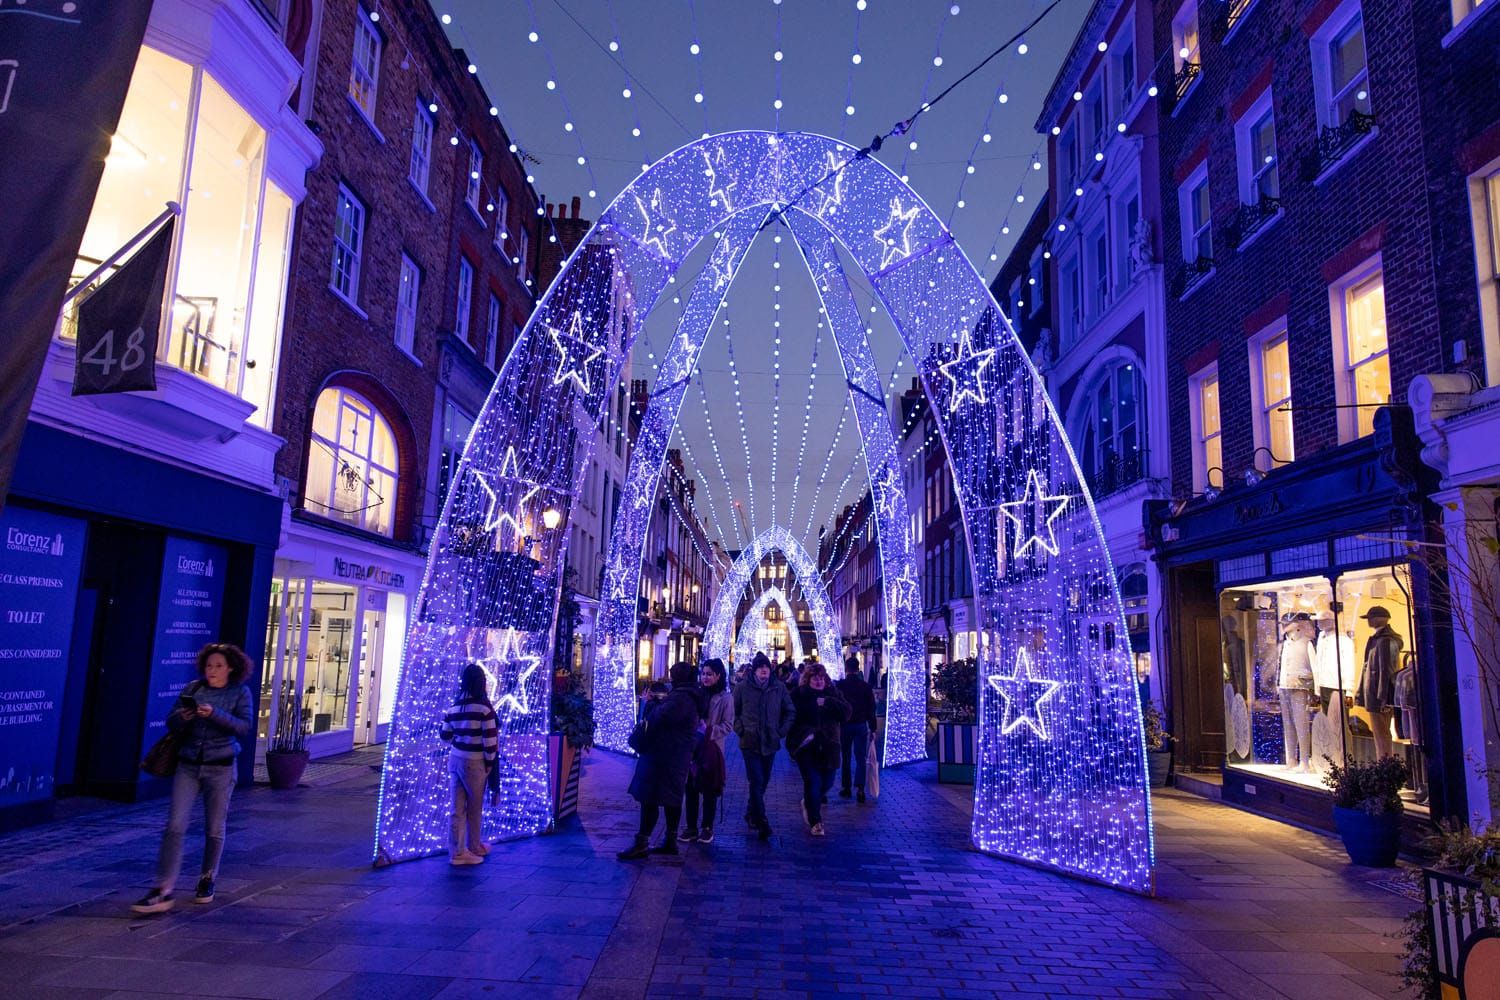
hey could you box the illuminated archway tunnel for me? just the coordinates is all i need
[731,585,804,666]
[375,130,1154,893]
[703,525,840,671]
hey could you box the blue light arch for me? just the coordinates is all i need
[374,130,1154,893]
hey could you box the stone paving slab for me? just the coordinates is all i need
[0,743,1413,998]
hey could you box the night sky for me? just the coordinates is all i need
[441,0,1090,557]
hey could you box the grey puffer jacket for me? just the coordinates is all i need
[168,681,252,764]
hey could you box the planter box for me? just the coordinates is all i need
[936,722,976,784]
[1424,867,1500,998]
[265,750,309,790]
[1332,805,1401,867]
[548,734,582,821]
[1147,750,1173,788]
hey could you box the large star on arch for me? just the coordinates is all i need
[886,567,919,615]
[634,185,677,257]
[872,462,901,522]
[987,647,1063,739]
[487,629,541,718]
[472,446,540,540]
[547,311,603,395]
[874,196,920,269]
[998,469,1071,558]
[703,146,737,214]
[809,150,847,219]
[938,328,996,413]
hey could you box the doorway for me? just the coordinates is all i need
[355,608,384,746]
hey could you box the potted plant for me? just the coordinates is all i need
[1142,704,1174,788]
[1322,754,1409,866]
[265,680,310,790]
[933,658,978,784]
[1403,822,1500,998]
[548,678,595,821]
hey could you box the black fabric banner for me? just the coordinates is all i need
[0,2,156,506]
[72,218,174,397]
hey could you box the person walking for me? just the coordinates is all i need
[788,662,850,837]
[132,643,253,913]
[733,652,794,841]
[618,662,700,860]
[683,658,733,843]
[438,662,499,867]
[836,655,876,803]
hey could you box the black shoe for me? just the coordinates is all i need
[616,837,650,861]
[648,840,679,856]
[681,827,699,842]
[194,878,215,904]
[697,826,715,844]
[857,789,867,804]
[131,889,174,914]
[758,822,773,841]
[838,788,852,799]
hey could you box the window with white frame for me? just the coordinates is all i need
[1111,23,1137,115]
[1059,255,1081,349]
[306,386,398,536]
[395,254,419,354]
[492,186,509,252]
[1178,165,1212,264]
[436,398,475,510]
[1190,365,1223,490]
[466,140,483,214]
[1058,124,1078,191]
[1172,0,1201,92]
[515,227,530,280]
[1332,264,1390,440]
[409,100,433,195]
[1451,0,1491,31]
[1472,165,1500,386]
[331,184,365,303]
[1312,3,1372,128]
[1086,224,1110,317]
[1077,361,1146,494]
[349,7,381,120]
[1085,83,1106,159]
[1029,251,1044,314]
[1234,91,1280,208]
[455,257,473,342]
[486,294,501,369]
[1115,186,1141,282]
[1248,328,1294,467]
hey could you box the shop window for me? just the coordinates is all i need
[305,387,398,536]
[349,6,381,122]
[408,100,433,196]
[65,49,293,427]
[1189,365,1223,491]
[1249,328,1294,468]
[455,257,473,342]
[1217,566,1425,805]
[1332,263,1389,441]
[395,254,419,355]
[305,582,357,735]
[1076,361,1146,496]
[331,185,365,304]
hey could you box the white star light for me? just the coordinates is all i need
[548,311,603,395]
[471,446,540,541]
[635,186,678,257]
[987,647,1063,739]
[939,328,997,413]
[887,567,919,614]
[872,462,900,522]
[488,629,541,717]
[874,196,920,269]
[703,146,737,213]
[998,469,1071,558]
[810,150,847,219]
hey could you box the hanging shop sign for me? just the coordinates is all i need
[71,218,174,396]
[140,536,227,778]
[0,1,155,505]
[0,506,87,807]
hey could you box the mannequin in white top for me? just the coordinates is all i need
[1278,618,1317,772]
[1312,611,1357,710]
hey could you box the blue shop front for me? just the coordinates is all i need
[1148,409,1467,840]
[0,423,280,829]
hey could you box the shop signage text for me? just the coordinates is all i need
[332,557,406,590]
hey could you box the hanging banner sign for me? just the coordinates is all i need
[140,536,227,774]
[72,218,174,396]
[0,2,155,506]
[0,506,87,808]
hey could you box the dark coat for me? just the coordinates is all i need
[1357,625,1403,713]
[628,688,699,807]
[835,673,875,727]
[168,681,252,764]
[788,683,851,771]
[733,675,795,756]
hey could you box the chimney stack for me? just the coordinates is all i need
[571,195,581,218]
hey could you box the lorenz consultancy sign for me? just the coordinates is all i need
[0,507,87,808]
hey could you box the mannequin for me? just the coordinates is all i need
[1221,615,1247,696]
[1355,606,1402,759]
[1277,617,1316,772]
[1312,611,1356,710]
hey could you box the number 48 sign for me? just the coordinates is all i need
[72,218,174,396]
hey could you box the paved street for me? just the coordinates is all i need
[0,748,1413,999]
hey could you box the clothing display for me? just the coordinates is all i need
[1279,687,1313,770]
[1357,623,1403,713]
[1393,656,1419,743]
[1277,624,1315,690]
[1313,628,1356,693]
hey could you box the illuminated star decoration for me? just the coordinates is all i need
[939,327,997,413]
[885,655,911,703]
[473,446,540,540]
[872,462,900,521]
[487,629,541,717]
[998,469,1072,558]
[874,196,920,269]
[887,566,919,615]
[987,647,1063,739]
[548,311,603,395]
[810,150,847,219]
[634,185,677,257]
[703,146,737,213]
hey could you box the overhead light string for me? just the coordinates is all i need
[838,0,867,139]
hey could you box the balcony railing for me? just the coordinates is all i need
[1172,255,1215,297]
[1088,448,1149,499]
[1174,61,1201,102]
[1317,110,1376,175]
[1227,195,1281,249]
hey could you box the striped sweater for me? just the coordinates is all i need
[440,698,498,763]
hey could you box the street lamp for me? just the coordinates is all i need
[542,506,561,530]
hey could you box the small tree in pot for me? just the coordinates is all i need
[1142,704,1174,788]
[265,681,310,790]
[1323,754,1409,866]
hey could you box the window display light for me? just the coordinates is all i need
[375,130,1151,894]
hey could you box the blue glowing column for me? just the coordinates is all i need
[703,525,841,670]
[784,210,926,766]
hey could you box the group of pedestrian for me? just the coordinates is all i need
[620,649,877,856]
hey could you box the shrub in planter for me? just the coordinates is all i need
[548,685,595,821]
[932,658,977,723]
[1322,754,1408,867]
[266,681,310,790]
[1142,704,1174,788]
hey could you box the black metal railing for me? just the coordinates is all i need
[1224,0,1254,33]
[1088,448,1149,498]
[1174,61,1201,102]
[1172,255,1215,297]
[1227,195,1281,249]
[1317,110,1376,174]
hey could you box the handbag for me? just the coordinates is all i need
[865,729,881,799]
[141,729,183,778]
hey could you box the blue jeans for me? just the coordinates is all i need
[155,761,236,891]
[742,751,775,826]
[840,722,869,791]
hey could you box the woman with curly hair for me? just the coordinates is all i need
[133,642,253,913]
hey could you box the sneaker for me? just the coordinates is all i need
[697,826,715,844]
[449,852,484,866]
[681,827,699,842]
[811,822,826,837]
[838,787,852,799]
[472,842,491,857]
[857,789,867,804]
[616,838,650,861]
[194,878,215,904]
[131,889,174,914]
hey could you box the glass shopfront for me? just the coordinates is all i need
[1218,563,1427,810]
